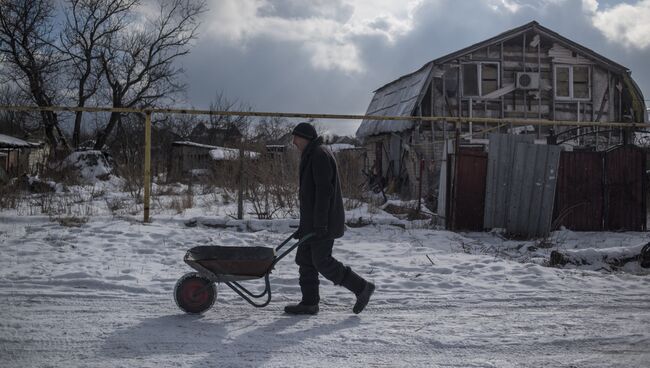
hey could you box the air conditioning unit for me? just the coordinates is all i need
[516,72,540,90]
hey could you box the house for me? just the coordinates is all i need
[355,21,647,203]
[168,141,258,181]
[189,122,242,147]
[0,133,44,180]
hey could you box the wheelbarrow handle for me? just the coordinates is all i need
[272,232,316,268]
[275,231,315,252]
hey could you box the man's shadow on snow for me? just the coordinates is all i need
[99,314,230,359]
[99,308,360,364]
[191,311,361,368]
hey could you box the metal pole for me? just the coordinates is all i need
[238,145,244,220]
[0,104,644,128]
[418,159,424,213]
[143,111,152,223]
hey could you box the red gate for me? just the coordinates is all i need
[554,151,604,230]
[449,149,488,231]
[554,145,646,231]
[605,146,646,231]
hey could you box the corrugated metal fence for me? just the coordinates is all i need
[505,142,561,237]
[483,134,534,229]
[483,134,561,238]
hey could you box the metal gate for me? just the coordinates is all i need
[448,149,488,231]
[554,145,646,231]
[605,146,646,231]
[554,151,605,230]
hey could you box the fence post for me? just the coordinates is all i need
[417,159,425,213]
[143,110,152,223]
[237,145,244,220]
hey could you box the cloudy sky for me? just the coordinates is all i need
[181,0,650,136]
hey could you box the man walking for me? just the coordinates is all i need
[285,122,375,315]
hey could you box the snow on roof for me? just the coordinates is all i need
[172,141,259,160]
[172,141,220,149]
[0,134,41,149]
[355,64,432,139]
[209,147,259,161]
[327,143,358,152]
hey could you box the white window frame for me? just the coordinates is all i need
[461,62,500,98]
[554,64,591,101]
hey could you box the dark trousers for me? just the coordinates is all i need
[295,238,364,305]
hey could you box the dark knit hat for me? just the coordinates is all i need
[292,122,318,140]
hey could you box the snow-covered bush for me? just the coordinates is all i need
[62,150,116,184]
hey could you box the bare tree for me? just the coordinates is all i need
[208,92,253,139]
[0,0,70,152]
[59,0,138,148]
[94,0,206,150]
[0,85,38,137]
[253,116,293,143]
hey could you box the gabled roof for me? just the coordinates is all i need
[433,21,628,72]
[374,21,629,95]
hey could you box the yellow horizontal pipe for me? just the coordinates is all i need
[0,104,647,129]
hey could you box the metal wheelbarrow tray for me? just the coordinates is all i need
[174,232,314,314]
[186,245,276,279]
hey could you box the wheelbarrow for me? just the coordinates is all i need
[174,232,314,314]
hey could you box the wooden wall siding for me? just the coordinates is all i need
[484,133,535,229]
[605,146,646,231]
[363,135,390,178]
[549,43,595,65]
[425,31,629,125]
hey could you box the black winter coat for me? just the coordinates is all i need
[296,137,345,240]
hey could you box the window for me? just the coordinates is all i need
[554,65,591,100]
[462,64,478,96]
[462,62,500,97]
[481,64,499,95]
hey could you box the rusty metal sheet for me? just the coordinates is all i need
[605,145,646,231]
[356,65,433,139]
[554,151,605,231]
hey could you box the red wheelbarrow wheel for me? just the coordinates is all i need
[174,272,216,314]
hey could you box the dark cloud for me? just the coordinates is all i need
[185,0,649,136]
[257,0,353,23]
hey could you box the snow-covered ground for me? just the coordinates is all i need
[1,183,649,367]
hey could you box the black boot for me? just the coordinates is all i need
[284,303,319,315]
[353,281,375,314]
[340,268,375,314]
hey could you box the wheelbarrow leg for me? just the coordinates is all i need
[224,274,272,308]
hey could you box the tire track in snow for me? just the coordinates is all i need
[1,290,649,367]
